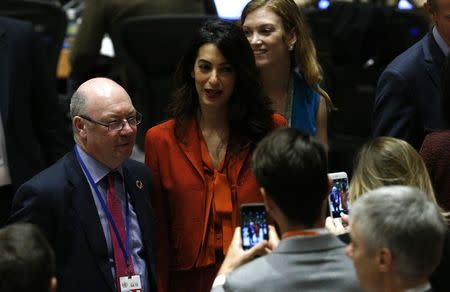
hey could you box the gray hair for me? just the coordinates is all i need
[69,89,87,118]
[350,185,447,280]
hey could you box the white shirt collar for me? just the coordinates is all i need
[433,26,450,56]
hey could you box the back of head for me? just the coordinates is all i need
[350,186,447,280]
[350,137,436,203]
[252,128,328,227]
[0,223,55,292]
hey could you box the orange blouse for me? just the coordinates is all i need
[196,128,233,267]
[144,114,287,292]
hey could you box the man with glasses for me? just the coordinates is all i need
[8,78,157,292]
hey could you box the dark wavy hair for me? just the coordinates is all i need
[168,19,274,154]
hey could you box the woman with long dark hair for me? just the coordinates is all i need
[145,20,285,291]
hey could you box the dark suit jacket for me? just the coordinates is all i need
[373,31,445,149]
[0,17,70,191]
[9,150,157,292]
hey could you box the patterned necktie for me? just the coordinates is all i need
[106,172,134,288]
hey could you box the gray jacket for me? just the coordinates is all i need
[213,233,361,292]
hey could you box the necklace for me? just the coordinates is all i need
[285,74,294,127]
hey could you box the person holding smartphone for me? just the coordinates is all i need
[144,20,286,292]
[325,136,450,292]
[212,128,360,291]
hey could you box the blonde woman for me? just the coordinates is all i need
[241,0,332,146]
[349,136,436,203]
[325,136,449,292]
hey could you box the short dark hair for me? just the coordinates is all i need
[442,55,450,128]
[0,223,55,292]
[252,128,328,227]
[168,19,274,154]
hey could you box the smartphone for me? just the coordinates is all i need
[240,203,268,250]
[328,172,350,218]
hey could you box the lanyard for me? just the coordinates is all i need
[75,147,132,274]
[282,230,320,239]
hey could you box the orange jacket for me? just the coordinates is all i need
[145,114,286,291]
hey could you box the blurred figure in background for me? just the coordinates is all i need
[70,0,206,88]
[0,16,70,226]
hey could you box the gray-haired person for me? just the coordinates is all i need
[346,186,447,292]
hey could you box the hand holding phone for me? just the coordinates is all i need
[240,203,268,250]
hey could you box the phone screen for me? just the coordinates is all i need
[328,176,350,218]
[240,204,268,250]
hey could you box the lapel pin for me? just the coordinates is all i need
[136,180,143,189]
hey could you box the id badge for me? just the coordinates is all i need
[119,275,142,292]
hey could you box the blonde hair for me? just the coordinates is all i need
[241,0,333,110]
[350,137,437,204]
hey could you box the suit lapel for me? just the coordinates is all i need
[228,146,251,185]
[122,162,157,288]
[0,24,10,125]
[422,31,445,88]
[175,117,251,183]
[66,151,116,291]
[177,117,205,182]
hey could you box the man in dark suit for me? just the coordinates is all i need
[372,0,450,150]
[0,17,70,226]
[9,78,157,292]
[212,128,360,292]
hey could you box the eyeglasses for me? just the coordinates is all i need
[79,112,142,131]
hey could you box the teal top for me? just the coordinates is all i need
[290,71,320,136]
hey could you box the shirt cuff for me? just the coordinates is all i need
[211,274,227,288]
